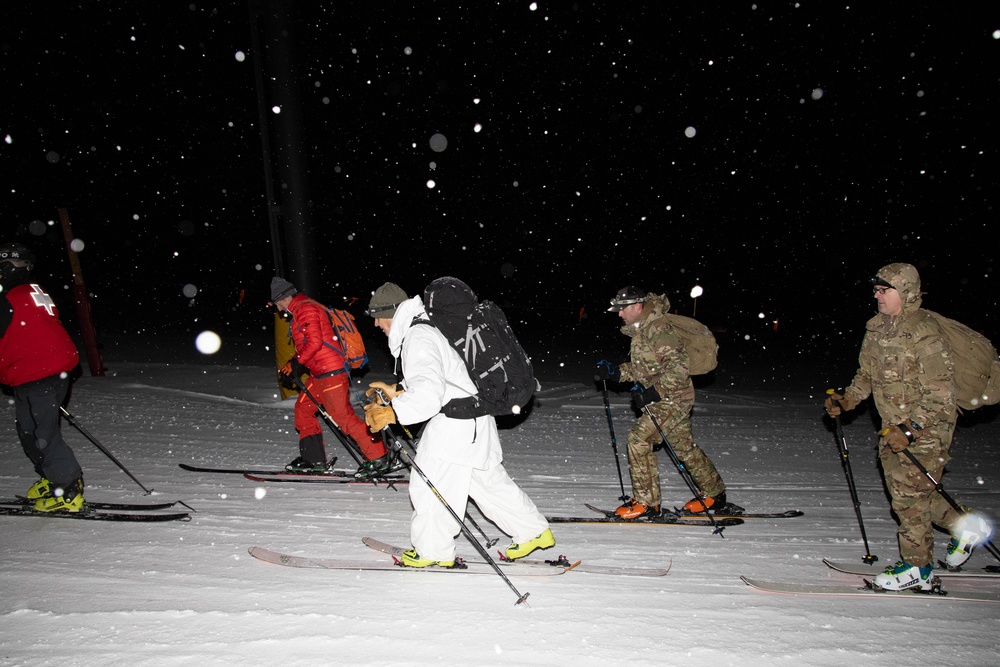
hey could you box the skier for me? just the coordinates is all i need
[0,243,85,511]
[825,263,994,591]
[270,277,391,478]
[596,286,730,519]
[363,282,554,567]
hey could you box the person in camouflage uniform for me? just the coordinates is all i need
[825,263,993,591]
[596,286,728,519]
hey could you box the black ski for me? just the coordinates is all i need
[244,472,408,485]
[675,508,804,520]
[1,496,179,512]
[0,505,191,522]
[179,462,345,476]
[546,504,743,527]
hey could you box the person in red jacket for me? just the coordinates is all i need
[0,243,84,512]
[271,277,392,478]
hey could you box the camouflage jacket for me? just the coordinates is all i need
[617,293,694,403]
[845,306,956,436]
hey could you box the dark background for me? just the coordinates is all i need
[3,2,997,384]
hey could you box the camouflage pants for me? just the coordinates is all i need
[878,443,964,567]
[626,401,724,507]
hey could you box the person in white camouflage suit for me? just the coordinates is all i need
[596,286,729,519]
[826,263,994,591]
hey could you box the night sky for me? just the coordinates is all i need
[3,3,997,374]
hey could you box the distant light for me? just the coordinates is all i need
[195,331,222,355]
[529,2,538,10]
[474,123,483,133]
[690,285,703,299]
[271,106,281,114]
[4,135,11,144]
[426,180,436,189]
[758,312,766,319]
[473,98,481,104]
[235,51,246,62]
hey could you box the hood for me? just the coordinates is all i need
[876,262,922,313]
[620,292,672,335]
[387,295,427,358]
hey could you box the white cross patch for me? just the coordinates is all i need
[29,284,57,316]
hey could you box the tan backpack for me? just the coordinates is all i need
[925,310,1000,410]
[664,313,718,376]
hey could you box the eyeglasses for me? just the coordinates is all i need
[872,286,894,295]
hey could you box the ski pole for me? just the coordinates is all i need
[599,379,630,502]
[372,389,528,604]
[895,445,1000,564]
[639,404,726,537]
[60,406,155,495]
[827,390,878,564]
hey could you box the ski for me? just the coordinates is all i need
[1,496,179,512]
[361,536,670,577]
[676,508,804,520]
[546,504,743,527]
[0,505,191,522]
[823,558,1000,579]
[243,472,408,485]
[740,576,1000,603]
[248,546,566,576]
[179,462,346,476]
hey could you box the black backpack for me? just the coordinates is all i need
[422,277,538,419]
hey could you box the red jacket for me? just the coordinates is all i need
[286,294,346,376]
[0,282,80,386]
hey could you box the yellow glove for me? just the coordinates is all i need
[824,390,859,417]
[366,381,404,405]
[364,403,397,431]
[881,425,913,452]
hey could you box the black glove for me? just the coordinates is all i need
[631,384,661,409]
[595,360,621,382]
[280,358,305,378]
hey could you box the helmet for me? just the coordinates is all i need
[607,286,647,312]
[0,243,35,272]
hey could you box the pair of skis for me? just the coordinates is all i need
[742,558,1000,603]
[249,537,671,578]
[0,497,191,522]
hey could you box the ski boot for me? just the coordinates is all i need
[873,561,934,591]
[504,528,556,560]
[614,498,661,520]
[34,478,85,513]
[398,549,455,568]
[683,492,731,514]
[945,513,994,568]
[285,456,335,473]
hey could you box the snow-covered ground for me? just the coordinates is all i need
[3,334,1000,666]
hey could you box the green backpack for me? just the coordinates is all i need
[925,310,1000,410]
[664,313,719,376]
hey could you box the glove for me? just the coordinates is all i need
[364,403,397,431]
[366,381,404,405]
[595,360,621,382]
[881,424,914,453]
[824,391,859,418]
[279,358,305,378]
[631,384,662,409]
